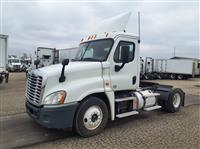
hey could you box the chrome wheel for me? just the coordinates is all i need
[173,93,181,108]
[83,105,103,130]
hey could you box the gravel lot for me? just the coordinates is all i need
[0,73,26,116]
[0,73,199,149]
[25,105,200,149]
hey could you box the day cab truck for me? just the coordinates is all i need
[25,12,185,137]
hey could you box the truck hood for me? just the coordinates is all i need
[31,61,103,102]
[34,61,102,78]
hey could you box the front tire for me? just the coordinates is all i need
[74,96,108,137]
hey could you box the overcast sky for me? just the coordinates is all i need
[1,1,199,59]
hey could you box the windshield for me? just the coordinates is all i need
[11,59,20,63]
[74,39,113,61]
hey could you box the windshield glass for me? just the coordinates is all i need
[11,59,20,63]
[74,39,113,61]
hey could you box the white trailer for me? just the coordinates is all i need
[25,12,185,137]
[58,47,78,63]
[140,57,154,79]
[153,58,200,79]
[34,47,78,68]
[0,34,9,83]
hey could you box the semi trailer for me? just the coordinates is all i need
[34,47,78,68]
[141,57,200,80]
[25,12,185,137]
[0,34,9,84]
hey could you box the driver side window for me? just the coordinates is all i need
[114,41,135,63]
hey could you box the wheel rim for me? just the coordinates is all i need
[83,105,103,130]
[178,75,183,80]
[173,93,181,108]
[170,74,175,79]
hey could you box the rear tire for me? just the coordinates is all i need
[169,74,176,80]
[144,74,150,80]
[74,96,108,137]
[162,88,184,113]
[177,74,184,80]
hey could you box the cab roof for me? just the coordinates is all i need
[80,31,139,43]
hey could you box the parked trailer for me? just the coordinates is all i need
[34,47,78,68]
[58,47,78,63]
[0,34,9,83]
[141,57,200,80]
[25,12,185,137]
[140,57,154,80]
[154,59,200,79]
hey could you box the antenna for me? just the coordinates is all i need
[138,12,141,44]
[174,46,176,57]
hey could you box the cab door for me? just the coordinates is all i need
[109,37,139,91]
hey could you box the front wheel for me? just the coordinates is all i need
[163,88,184,113]
[74,96,108,137]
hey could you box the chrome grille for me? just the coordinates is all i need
[26,73,43,105]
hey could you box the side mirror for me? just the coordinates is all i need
[59,59,69,83]
[34,59,40,65]
[121,46,129,64]
[34,60,40,69]
[115,46,129,72]
[62,59,69,66]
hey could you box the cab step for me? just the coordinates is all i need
[115,96,136,102]
[116,111,139,118]
[143,105,161,111]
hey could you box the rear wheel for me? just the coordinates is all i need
[163,88,184,113]
[177,74,184,80]
[169,74,176,80]
[144,74,150,80]
[74,96,108,137]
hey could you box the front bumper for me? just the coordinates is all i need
[26,101,79,129]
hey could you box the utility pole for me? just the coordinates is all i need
[138,12,141,44]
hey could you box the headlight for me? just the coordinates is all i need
[43,90,66,105]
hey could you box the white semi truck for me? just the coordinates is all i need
[0,34,9,84]
[8,55,22,72]
[25,12,185,137]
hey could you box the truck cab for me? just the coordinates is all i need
[25,13,185,137]
[8,57,22,72]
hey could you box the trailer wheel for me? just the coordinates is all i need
[144,74,150,80]
[163,88,184,113]
[156,74,162,80]
[177,74,184,80]
[169,74,176,80]
[74,96,108,137]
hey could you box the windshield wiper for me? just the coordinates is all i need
[81,58,100,61]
